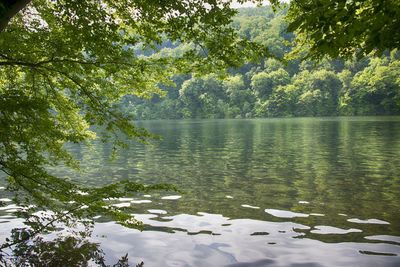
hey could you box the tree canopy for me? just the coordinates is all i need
[271,0,400,59]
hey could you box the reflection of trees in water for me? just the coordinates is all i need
[0,215,143,267]
[0,228,141,266]
[77,120,400,218]
[132,119,400,234]
[27,119,400,251]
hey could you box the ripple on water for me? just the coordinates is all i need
[311,225,362,235]
[118,198,134,201]
[131,200,152,204]
[161,195,182,200]
[347,218,390,225]
[364,235,400,244]
[241,205,260,209]
[148,209,168,215]
[265,209,309,218]
[298,201,309,204]
[310,213,325,217]
[359,250,397,256]
[0,204,22,211]
[112,202,131,208]
[89,211,400,266]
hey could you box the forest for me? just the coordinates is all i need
[120,7,400,120]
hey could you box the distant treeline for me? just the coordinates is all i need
[119,7,400,119]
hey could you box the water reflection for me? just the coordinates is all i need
[1,117,400,265]
[0,228,135,266]
[1,209,399,266]
[89,212,400,266]
[52,118,400,232]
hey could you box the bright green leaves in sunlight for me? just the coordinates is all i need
[271,0,400,59]
[0,0,268,247]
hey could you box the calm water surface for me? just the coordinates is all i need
[1,117,400,266]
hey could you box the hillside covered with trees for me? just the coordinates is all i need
[120,7,400,120]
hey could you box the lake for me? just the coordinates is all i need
[1,117,400,266]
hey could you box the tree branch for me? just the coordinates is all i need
[0,0,32,32]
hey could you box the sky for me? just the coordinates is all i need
[230,1,271,8]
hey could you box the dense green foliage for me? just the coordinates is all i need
[271,0,400,59]
[119,7,400,120]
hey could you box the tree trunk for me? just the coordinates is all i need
[0,0,32,32]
